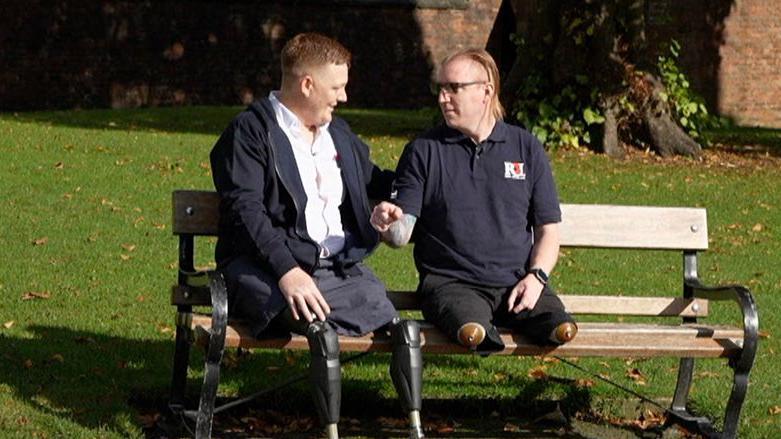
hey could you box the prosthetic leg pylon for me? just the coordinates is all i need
[307,321,341,439]
[390,318,425,439]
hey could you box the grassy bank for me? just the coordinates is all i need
[0,107,778,437]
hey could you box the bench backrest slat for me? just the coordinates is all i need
[559,204,708,250]
[172,191,708,251]
[173,190,220,235]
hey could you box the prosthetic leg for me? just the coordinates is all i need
[549,321,578,344]
[389,318,425,439]
[307,321,341,439]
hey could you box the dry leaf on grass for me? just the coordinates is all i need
[3,321,14,329]
[22,291,51,300]
[32,237,48,246]
[527,365,548,380]
[575,378,595,388]
[626,367,647,385]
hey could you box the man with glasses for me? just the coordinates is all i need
[371,49,577,353]
[210,33,424,439]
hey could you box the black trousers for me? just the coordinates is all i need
[419,273,575,353]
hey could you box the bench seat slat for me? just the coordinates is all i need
[190,315,741,359]
[174,286,710,318]
[387,291,709,317]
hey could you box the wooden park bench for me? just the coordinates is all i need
[167,190,758,439]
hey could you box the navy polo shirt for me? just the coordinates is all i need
[393,121,561,287]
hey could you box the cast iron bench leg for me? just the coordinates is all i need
[169,307,193,414]
[195,273,228,439]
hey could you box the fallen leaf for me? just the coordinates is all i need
[493,372,508,382]
[758,330,771,339]
[503,422,520,432]
[752,223,764,232]
[436,425,455,434]
[54,162,64,169]
[626,367,647,385]
[769,406,781,415]
[120,254,131,261]
[575,378,595,388]
[527,365,548,380]
[22,291,51,300]
[32,237,48,246]
[121,243,136,252]
[136,295,145,302]
[23,359,33,368]
[3,321,14,329]
[50,354,64,363]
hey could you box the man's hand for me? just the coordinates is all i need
[506,275,544,314]
[278,267,330,322]
[370,201,404,232]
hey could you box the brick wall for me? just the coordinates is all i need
[646,0,781,127]
[717,0,781,127]
[0,0,500,111]
[0,0,778,127]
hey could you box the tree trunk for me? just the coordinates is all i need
[500,0,703,159]
[599,94,625,158]
[642,74,702,158]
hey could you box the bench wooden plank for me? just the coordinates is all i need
[172,190,220,235]
[559,204,708,250]
[173,285,709,318]
[170,191,709,250]
[387,291,709,317]
[191,315,741,359]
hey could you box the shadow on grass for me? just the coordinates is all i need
[0,325,663,438]
[147,353,662,439]
[705,126,781,156]
[0,324,297,436]
[2,106,438,139]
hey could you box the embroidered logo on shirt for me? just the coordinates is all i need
[504,161,526,180]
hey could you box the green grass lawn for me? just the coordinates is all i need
[0,107,779,438]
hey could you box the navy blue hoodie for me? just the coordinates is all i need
[209,98,394,278]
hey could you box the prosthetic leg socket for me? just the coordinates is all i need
[457,322,486,349]
[390,319,425,439]
[550,321,578,344]
[307,321,341,439]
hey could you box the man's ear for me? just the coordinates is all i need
[484,82,494,103]
[300,75,314,98]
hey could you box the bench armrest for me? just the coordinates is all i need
[204,271,229,362]
[685,279,759,372]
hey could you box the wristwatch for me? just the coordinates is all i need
[529,268,549,285]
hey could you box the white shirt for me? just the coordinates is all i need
[269,92,345,258]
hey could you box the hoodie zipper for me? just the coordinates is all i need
[267,129,321,271]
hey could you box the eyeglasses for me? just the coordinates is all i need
[430,81,487,95]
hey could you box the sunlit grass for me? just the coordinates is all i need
[0,109,778,437]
